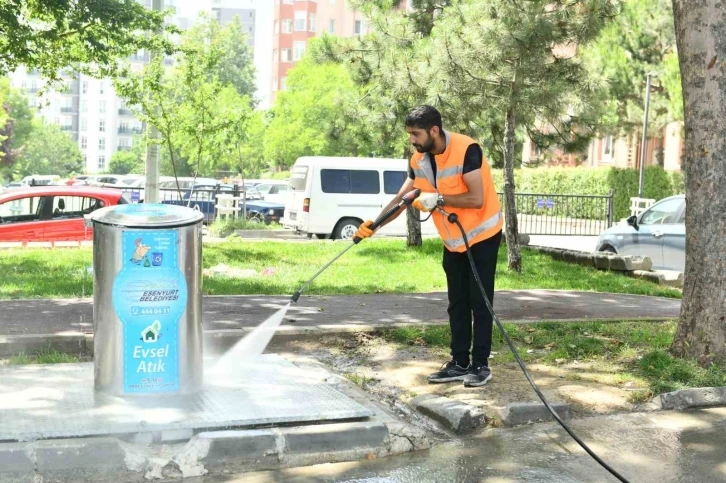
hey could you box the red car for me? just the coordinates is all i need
[0,186,127,243]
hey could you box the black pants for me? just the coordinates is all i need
[442,230,502,367]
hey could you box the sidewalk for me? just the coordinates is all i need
[0,290,680,337]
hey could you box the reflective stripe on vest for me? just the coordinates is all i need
[437,165,463,180]
[442,211,502,250]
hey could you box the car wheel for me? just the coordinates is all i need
[600,245,617,254]
[333,218,362,240]
[248,213,263,224]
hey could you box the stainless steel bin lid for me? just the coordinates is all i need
[87,203,205,228]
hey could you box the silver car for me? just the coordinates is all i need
[596,195,685,271]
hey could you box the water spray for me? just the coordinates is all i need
[211,189,421,375]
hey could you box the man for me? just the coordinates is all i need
[355,105,503,387]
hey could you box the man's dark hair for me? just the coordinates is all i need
[405,105,442,131]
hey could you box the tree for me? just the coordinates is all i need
[181,15,257,103]
[108,151,143,175]
[14,120,83,177]
[0,0,174,85]
[670,0,726,363]
[584,0,682,150]
[0,80,36,180]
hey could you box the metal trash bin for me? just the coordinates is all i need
[88,204,204,396]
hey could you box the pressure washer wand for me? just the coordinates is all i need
[290,188,421,303]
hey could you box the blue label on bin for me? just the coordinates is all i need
[111,230,187,394]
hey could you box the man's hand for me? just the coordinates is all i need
[355,220,374,240]
[412,193,439,212]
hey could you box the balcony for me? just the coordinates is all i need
[60,107,74,113]
[60,125,73,131]
[118,108,134,116]
[118,127,143,135]
[117,146,132,152]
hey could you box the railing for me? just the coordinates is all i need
[497,191,614,236]
[60,125,74,131]
[118,108,134,116]
[118,127,143,135]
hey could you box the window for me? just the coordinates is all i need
[283,0,293,4]
[99,81,105,94]
[0,196,46,224]
[355,20,363,35]
[383,171,407,195]
[272,77,278,91]
[21,81,27,89]
[81,136,87,150]
[329,19,335,33]
[282,19,293,33]
[640,198,684,225]
[119,137,130,149]
[294,11,306,31]
[602,135,614,157]
[51,196,105,219]
[99,119,105,132]
[273,49,279,63]
[80,118,87,132]
[293,41,306,61]
[81,99,87,113]
[82,81,88,94]
[281,77,287,90]
[282,49,292,62]
[98,155,106,170]
[309,13,316,32]
[274,20,279,34]
[321,169,380,194]
[99,137,105,150]
[99,101,106,114]
[290,166,308,191]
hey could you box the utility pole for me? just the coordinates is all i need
[638,72,657,198]
[144,0,163,204]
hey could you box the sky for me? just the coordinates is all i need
[173,0,274,108]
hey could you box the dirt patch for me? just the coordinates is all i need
[272,332,657,425]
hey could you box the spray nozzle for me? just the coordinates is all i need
[401,188,421,206]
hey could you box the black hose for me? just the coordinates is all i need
[445,212,631,483]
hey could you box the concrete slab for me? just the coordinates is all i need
[410,394,486,434]
[0,355,372,442]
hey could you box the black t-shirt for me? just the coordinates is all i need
[408,144,483,186]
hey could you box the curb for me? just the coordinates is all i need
[0,318,676,358]
[659,386,726,410]
[0,420,429,481]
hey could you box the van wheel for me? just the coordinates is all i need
[333,218,362,240]
[600,245,617,254]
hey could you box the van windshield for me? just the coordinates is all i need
[290,166,308,191]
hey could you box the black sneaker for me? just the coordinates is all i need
[463,362,492,387]
[427,360,470,383]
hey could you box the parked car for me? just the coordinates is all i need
[596,195,685,271]
[0,186,127,242]
[283,156,438,239]
[246,181,290,204]
[161,185,235,223]
[20,175,61,187]
[244,199,285,225]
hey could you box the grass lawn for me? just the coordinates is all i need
[0,238,681,299]
[383,320,725,399]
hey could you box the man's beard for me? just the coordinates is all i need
[413,134,435,153]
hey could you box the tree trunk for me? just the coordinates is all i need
[670,0,726,364]
[503,107,521,272]
[403,148,422,247]
[406,205,423,246]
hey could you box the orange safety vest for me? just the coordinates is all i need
[410,131,503,252]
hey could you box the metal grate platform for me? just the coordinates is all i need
[0,355,372,442]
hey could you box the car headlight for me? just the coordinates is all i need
[268,209,275,215]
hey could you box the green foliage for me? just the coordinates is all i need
[107,150,143,175]
[491,167,684,219]
[0,0,175,86]
[14,120,83,178]
[115,14,255,179]
[263,49,375,170]
[584,0,681,133]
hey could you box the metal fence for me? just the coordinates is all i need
[110,185,245,224]
[497,192,614,236]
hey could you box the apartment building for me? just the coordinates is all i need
[212,0,256,47]
[271,0,368,100]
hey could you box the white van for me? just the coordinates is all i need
[283,156,438,239]
[21,175,61,187]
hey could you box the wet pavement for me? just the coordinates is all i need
[192,408,726,483]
